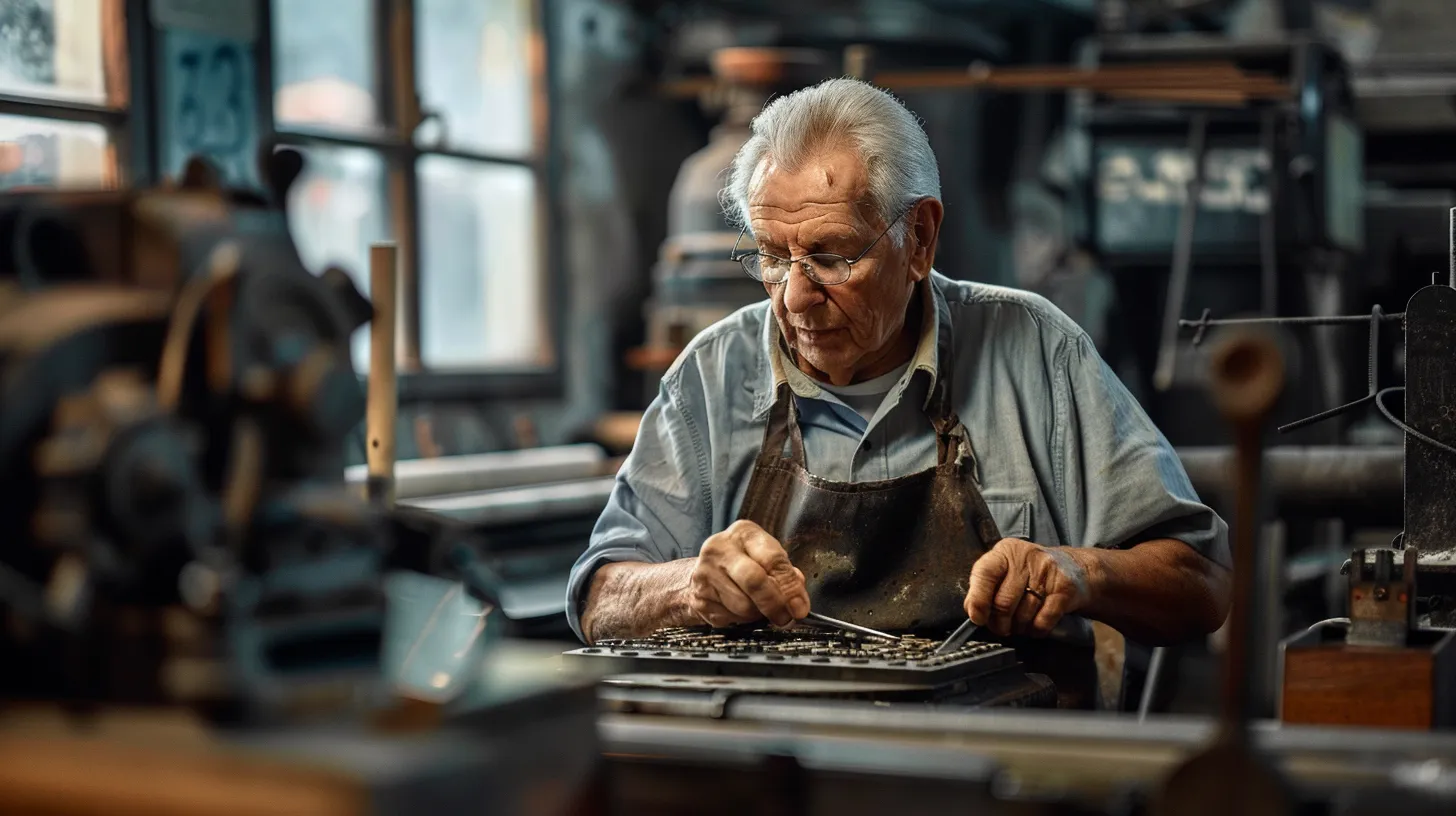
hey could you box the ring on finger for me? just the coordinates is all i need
[1024,585,1046,602]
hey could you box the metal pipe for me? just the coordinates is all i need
[1176,446,1403,517]
[1449,206,1455,289]
[344,444,608,500]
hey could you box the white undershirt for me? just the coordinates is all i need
[814,362,911,423]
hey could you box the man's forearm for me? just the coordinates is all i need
[578,559,700,643]
[1069,539,1231,646]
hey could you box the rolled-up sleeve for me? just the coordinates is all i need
[565,365,712,641]
[1054,332,1230,568]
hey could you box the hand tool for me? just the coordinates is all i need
[803,611,898,642]
[935,618,981,655]
[1150,328,1291,816]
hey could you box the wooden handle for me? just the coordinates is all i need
[1206,330,1285,732]
[366,243,398,506]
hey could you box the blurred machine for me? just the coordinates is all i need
[1074,36,1363,446]
[0,152,598,814]
[629,47,833,401]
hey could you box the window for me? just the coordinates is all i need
[270,0,552,390]
[0,0,128,191]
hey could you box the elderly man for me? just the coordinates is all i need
[569,78,1230,671]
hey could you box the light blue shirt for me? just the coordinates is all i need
[566,272,1228,641]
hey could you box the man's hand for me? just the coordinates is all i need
[965,538,1093,638]
[689,520,811,628]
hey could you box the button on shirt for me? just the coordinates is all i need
[567,272,1229,641]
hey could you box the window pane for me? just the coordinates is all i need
[418,157,547,369]
[285,145,392,371]
[0,0,123,105]
[0,113,110,190]
[271,0,380,132]
[415,0,534,157]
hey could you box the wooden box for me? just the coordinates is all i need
[1280,622,1456,730]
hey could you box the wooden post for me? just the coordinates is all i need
[367,243,398,506]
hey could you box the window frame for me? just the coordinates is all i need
[263,0,563,401]
[0,0,150,187]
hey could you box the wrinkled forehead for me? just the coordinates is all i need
[746,148,875,226]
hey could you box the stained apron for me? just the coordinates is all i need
[736,377,1121,709]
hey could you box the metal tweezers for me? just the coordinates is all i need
[934,618,981,655]
[803,611,898,642]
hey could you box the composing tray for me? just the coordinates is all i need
[564,625,1017,687]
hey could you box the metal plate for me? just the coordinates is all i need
[565,626,1017,687]
[601,674,929,696]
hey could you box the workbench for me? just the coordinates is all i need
[599,701,1456,815]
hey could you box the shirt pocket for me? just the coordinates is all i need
[984,499,1033,541]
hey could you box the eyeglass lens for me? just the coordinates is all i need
[741,254,853,285]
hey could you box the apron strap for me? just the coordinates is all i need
[756,382,807,467]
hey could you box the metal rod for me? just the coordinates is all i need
[1449,206,1455,289]
[1154,113,1209,392]
[804,612,898,642]
[367,242,399,507]
[1138,646,1167,722]
[1180,312,1405,329]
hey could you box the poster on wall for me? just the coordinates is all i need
[154,0,260,188]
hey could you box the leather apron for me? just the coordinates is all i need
[737,375,1114,708]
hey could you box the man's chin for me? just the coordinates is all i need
[793,351,855,384]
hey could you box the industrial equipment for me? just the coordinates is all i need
[1076,36,1362,445]
[0,152,599,814]
[1283,547,1456,730]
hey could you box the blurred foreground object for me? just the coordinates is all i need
[0,152,600,813]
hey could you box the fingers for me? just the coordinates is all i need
[692,564,758,619]
[725,557,793,626]
[743,531,810,621]
[690,595,751,629]
[965,546,1009,626]
[1031,592,1071,637]
[989,575,1026,637]
[693,521,808,628]
[1011,589,1043,635]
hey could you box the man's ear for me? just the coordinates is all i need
[907,197,944,282]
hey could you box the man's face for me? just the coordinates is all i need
[748,146,932,386]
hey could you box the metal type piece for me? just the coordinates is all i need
[1151,329,1291,816]
[566,626,1018,687]
[935,618,982,656]
[803,611,897,642]
[1347,548,1418,647]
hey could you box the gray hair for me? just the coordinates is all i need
[721,78,940,246]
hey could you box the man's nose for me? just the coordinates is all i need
[781,261,826,314]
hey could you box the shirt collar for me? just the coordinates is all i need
[754,274,948,420]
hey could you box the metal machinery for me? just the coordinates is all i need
[629,47,833,400]
[1075,35,1364,446]
[0,153,598,815]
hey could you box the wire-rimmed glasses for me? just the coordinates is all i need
[729,207,911,286]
